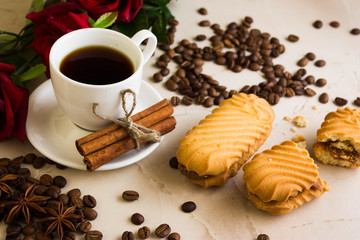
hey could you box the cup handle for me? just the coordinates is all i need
[131,29,157,64]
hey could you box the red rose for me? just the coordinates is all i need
[0,63,29,142]
[26,2,90,76]
[70,0,143,23]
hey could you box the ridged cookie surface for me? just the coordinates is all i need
[177,93,274,188]
[243,141,319,202]
[317,107,360,151]
[314,107,360,168]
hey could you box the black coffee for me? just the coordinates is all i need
[60,46,134,85]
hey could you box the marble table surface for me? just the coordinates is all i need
[1,0,360,239]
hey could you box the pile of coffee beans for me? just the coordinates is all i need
[152,8,360,108]
[0,154,102,240]
[120,190,184,239]
[152,9,332,107]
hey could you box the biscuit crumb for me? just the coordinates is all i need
[284,116,292,121]
[312,105,318,110]
[290,127,297,132]
[293,116,309,128]
[293,134,306,149]
[293,134,305,143]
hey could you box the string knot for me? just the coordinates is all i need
[92,89,161,149]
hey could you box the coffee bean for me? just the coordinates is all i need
[257,233,270,240]
[181,201,196,213]
[181,96,194,106]
[131,213,144,225]
[24,153,36,164]
[354,97,360,107]
[40,174,53,186]
[350,28,360,35]
[71,196,84,209]
[58,193,70,205]
[6,223,22,238]
[55,163,67,169]
[305,52,316,61]
[83,207,98,220]
[319,93,329,103]
[160,68,170,77]
[305,88,316,96]
[165,79,179,91]
[313,20,323,29]
[79,220,92,233]
[168,232,181,240]
[285,88,295,97]
[198,7,208,15]
[45,187,60,199]
[35,231,52,240]
[155,224,171,238]
[83,195,97,208]
[334,97,348,106]
[195,34,207,41]
[85,230,103,240]
[138,226,151,239]
[0,157,11,166]
[314,59,326,67]
[268,92,280,105]
[53,175,66,188]
[297,57,308,67]
[305,75,315,84]
[169,157,179,169]
[122,190,139,201]
[32,156,46,169]
[214,95,224,105]
[22,225,36,235]
[315,78,327,87]
[64,232,76,240]
[121,231,134,240]
[287,34,299,42]
[153,72,163,82]
[24,236,35,240]
[329,21,340,28]
[170,96,181,106]
[199,20,210,27]
[68,188,81,198]
[34,185,47,195]
[195,95,206,105]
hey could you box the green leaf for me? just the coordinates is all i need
[29,0,44,13]
[151,11,167,43]
[0,35,18,53]
[11,74,22,87]
[18,64,46,82]
[144,0,171,7]
[44,0,62,8]
[116,10,149,37]
[92,12,118,28]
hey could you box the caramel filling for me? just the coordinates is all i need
[179,164,212,180]
[327,141,359,163]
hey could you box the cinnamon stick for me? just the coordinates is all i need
[84,116,176,171]
[76,99,170,147]
[77,104,174,156]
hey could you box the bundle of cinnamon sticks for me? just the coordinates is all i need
[76,99,176,171]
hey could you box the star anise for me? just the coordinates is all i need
[4,183,50,224]
[39,202,82,240]
[0,173,18,197]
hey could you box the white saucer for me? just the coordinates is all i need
[26,79,163,171]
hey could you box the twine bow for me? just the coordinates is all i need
[92,89,161,149]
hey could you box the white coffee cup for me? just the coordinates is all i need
[49,28,157,131]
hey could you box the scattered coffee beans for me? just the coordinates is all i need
[199,20,210,27]
[297,57,309,67]
[315,78,327,87]
[155,224,171,238]
[198,7,208,15]
[354,97,360,106]
[350,28,360,35]
[287,34,299,42]
[319,93,329,103]
[138,226,151,239]
[153,72,163,82]
[334,97,348,106]
[181,201,197,213]
[122,231,134,240]
[169,156,179,169]
[170,96,181,106]
[314,59,326,67]
[168,232,181,240]
[85,230,103,240]
[131,213,145,225]
[257,233,270,240]
[122,190,140,201]
[305,52,316,61]
[329,21,340,28]
[313,20,323,29]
